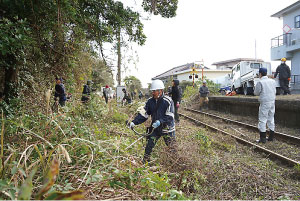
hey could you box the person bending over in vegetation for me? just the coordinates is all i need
[54,77,67,107]
[81,80,92,103]
[254,67,276,143]
[128,80,176,163]
[122,88,132,105]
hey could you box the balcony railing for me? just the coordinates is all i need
[271,33,292,48]
[291,75,300,84]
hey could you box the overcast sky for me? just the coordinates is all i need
[120,0,297,87]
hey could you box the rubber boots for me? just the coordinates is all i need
[204,104,209,110]
[267,130,274,141]
[256,132,266,143]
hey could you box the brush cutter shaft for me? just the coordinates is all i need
[125,120,154,137]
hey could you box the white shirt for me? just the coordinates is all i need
[254,76,276,102]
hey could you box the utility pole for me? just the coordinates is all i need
[255,39,257,61]
[117,28,121,86]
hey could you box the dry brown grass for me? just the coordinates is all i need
[172,119,300,199]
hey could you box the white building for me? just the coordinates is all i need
[152,62,231,84]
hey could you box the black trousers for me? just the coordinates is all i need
[279,79,290,95]
[174,106,179,122]
[144,130,176,162]
[59,100,65,107]
[104,95,108,104]
[81,96,89,103]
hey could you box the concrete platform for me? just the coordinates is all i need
[208,95,300,129]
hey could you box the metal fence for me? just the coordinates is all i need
[271,33,292,48]
[291,75,300,84]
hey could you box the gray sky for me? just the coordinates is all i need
[121,0,297,87]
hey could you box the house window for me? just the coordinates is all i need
[295,15,300,28]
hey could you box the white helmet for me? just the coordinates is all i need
[150,80,164,91]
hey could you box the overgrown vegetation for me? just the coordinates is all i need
[1,1,300,200]
[0,1,181,199]
[1,89,300,199]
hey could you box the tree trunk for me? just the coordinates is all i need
[3,66,19,104]
[117,29,121,86]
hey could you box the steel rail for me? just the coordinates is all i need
[183,107,300,146]
[179,112,300,167]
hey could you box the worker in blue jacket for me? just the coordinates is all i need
[81,80,92,103]
[129,80,176,163]
[54,77,67,107]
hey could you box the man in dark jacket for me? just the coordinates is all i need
[199,80,209,110]
[168,80,181,123]
[81,80,92,103]
[138,90,144,100]
[54,77,67,107]
[274,57,291,95]
[129,80,176,163]
[122,88,132,105]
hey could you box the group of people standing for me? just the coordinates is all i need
[53,58,291,163]
[54,77,112,107]
[121,88,145,105]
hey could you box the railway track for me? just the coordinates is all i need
[179,110,300,167]
[183,107,300,146]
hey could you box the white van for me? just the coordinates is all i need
[231,61,280,95]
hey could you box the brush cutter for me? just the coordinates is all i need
[125,120,155,137]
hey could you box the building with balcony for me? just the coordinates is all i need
[271,1,300,93]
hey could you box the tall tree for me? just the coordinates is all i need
[124,76,142,93]
[0,0,178,106]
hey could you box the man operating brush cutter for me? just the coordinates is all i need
[127,80,177,164]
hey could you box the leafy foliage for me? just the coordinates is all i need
[142,0,178,18]
[91,59,114,89]
[124,75,142,93]
[0,1,182,200]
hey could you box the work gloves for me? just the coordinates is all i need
[129,122,135,129]
[152,120,161,128]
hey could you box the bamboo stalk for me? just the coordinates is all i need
[0,110,4,177]
[1,110,4,159]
